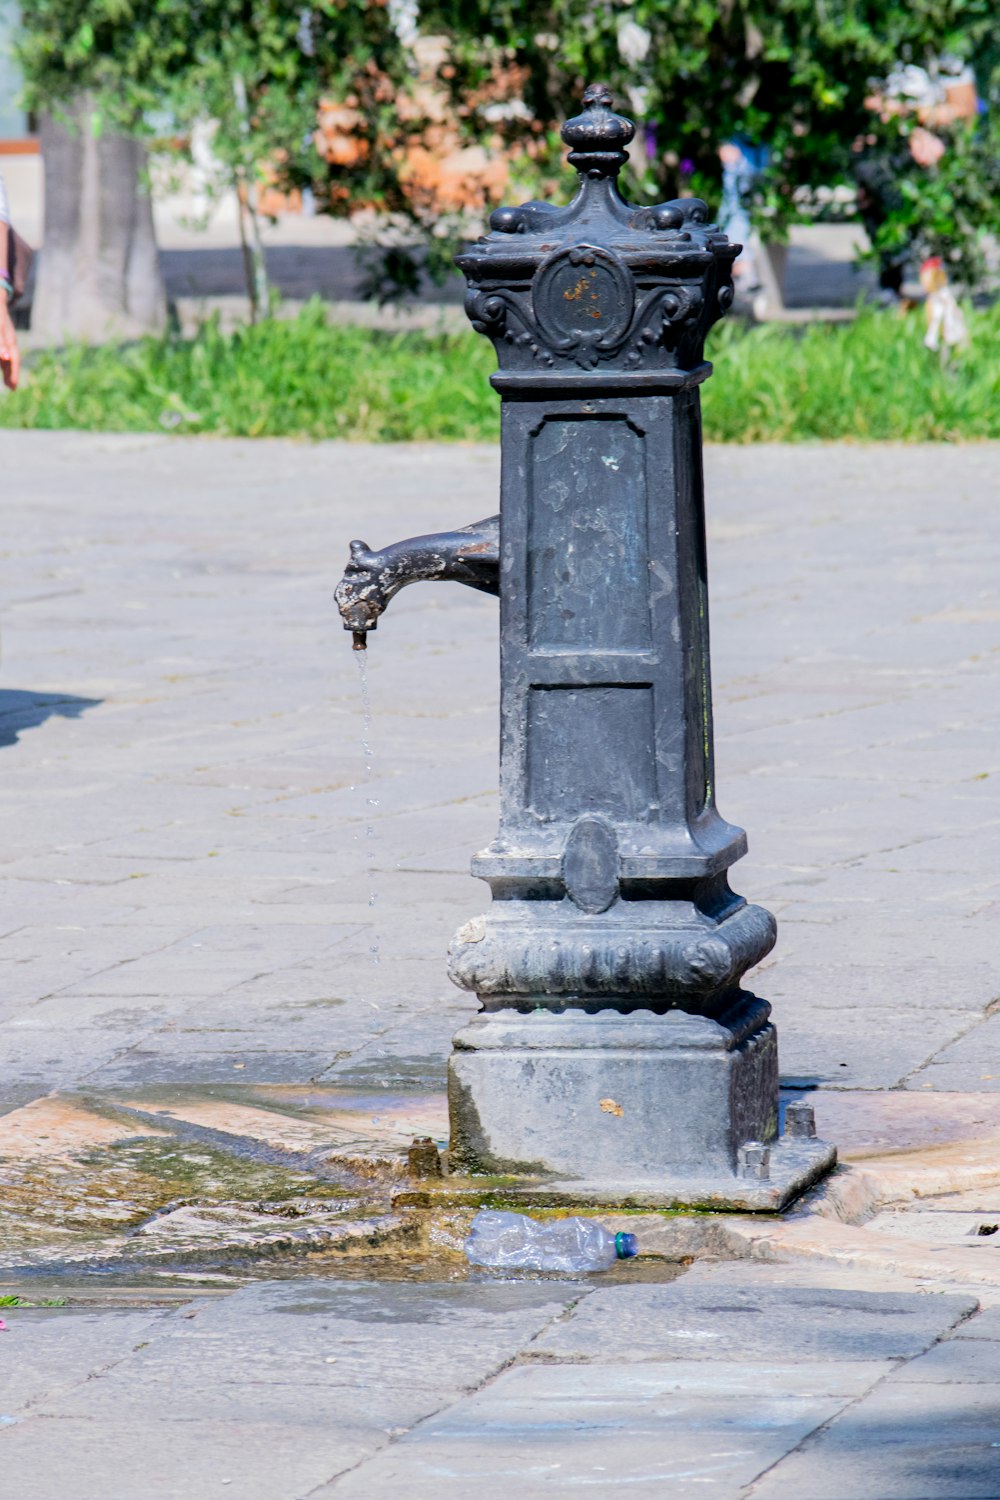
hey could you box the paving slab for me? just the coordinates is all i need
[0,1269,991,1499]
[891,1337,1000,1383]
[952,1307,1000,1340]
[908,1013,1000,1092]
[747,1381,1000,1499]
[324,1360,891,1500]
[0,1416,381,1500]
[866,1210,1000,1248]
[0,436,997,1103]
[3,433,1000,1492]
[720,1215,1000,1297]
[0,1095,170,1159]
[801,1091,1000,1160]
[0,1307,173,1417]
[530,1281,976,1364]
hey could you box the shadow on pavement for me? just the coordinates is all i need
[0,689,102,748]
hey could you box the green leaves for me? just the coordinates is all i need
[17,0,412,209]
[15,1,998,294]
[422,0,997,284]
[864,119,1000,286]
[0,1294,67,1306]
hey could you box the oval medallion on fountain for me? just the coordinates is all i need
[533,245,634,368]
[562,815,620,914]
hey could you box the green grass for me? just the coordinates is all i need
[1,297,997,442]
[701,304,1000,442]
[0,1294,66,1307]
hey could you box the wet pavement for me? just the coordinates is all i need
[2,432,1000,1494]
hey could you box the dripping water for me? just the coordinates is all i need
[355,652,381,966]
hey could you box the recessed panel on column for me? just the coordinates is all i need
[528,417,651,651]
[527,684,656,820]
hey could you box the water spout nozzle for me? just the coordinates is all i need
[335,516,499,652]
[337,583,381,647]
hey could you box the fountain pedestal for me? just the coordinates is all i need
[450,1003,831,1210]
[443,86,833,1208]
[336,86,835,1209]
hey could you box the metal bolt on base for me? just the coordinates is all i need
[739,1143,771,1182]
[785,1100,818,1139]
[407,1137,443,1179]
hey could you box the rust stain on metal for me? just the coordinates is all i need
[563,274,602,318]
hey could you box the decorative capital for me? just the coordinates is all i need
[457,84,739,378]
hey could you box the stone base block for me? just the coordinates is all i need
[448,994,836,1211]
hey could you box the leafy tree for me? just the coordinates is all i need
[422,0,999,287]
[861,40,1000,287]
[16,0,998,331]
[16,1,412,326]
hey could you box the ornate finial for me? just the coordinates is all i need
[561,83,635,178]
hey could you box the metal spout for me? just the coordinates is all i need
[334,516,500,643]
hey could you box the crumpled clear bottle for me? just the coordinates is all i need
[464,1209,638,1272]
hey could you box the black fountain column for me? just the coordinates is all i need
[444,86,834,1206]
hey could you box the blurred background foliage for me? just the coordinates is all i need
[423,0,1000,287]
[14,0,1000,297]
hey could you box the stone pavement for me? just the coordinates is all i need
[2,433,1000,1495]
[3,436,998,1104]
[2,1265,998,1499]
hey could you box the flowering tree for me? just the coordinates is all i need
[16,0,412,328]
[423,0,999,285]
[16,0,999,334]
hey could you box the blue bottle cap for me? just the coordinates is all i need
[615,1231,639,1260]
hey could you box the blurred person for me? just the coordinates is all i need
[718,139,769,292]
[855,56,979,303]
[0,169,19,389]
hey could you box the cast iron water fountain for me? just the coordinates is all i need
[336,86,835,1209]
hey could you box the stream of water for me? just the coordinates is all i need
[355,653,381,967]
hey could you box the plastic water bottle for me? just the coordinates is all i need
[465,1210,638,1272]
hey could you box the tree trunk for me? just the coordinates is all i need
[232,74,271,319]
[32,97,167,343]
